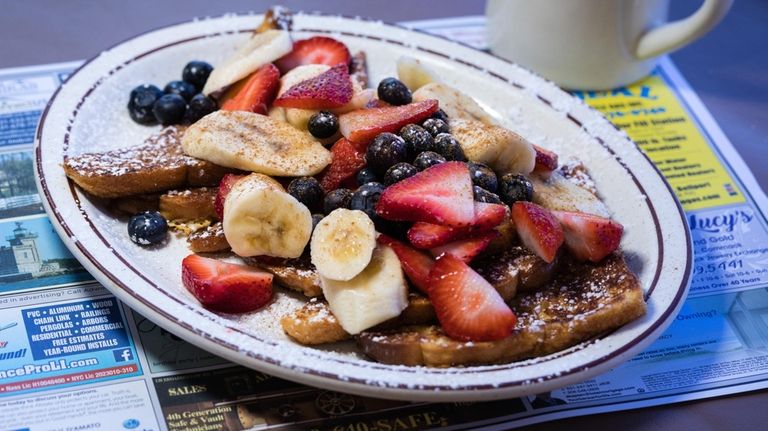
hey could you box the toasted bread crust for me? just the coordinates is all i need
[159,187,218,221]
[187,222,230,253]
[248,256,323,298]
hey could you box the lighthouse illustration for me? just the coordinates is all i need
[0,221,60,280]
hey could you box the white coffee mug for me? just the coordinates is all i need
[486,0,733,90]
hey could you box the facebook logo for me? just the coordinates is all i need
[113,348,134,362]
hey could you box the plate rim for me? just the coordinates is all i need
[33,12,692,401]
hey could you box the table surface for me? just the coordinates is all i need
[2,1,767,430]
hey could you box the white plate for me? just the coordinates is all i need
[34,13,691,401]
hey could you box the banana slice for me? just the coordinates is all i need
[182,110,331,176]
[396,56,441,91]
[321,244,409,334]
[311,209,376,281]
[450,118,536,175]
[203,29,293,95]
[223,174,313,258]
[412,82,497,125]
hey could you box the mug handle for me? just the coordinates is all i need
[634,0,733,60]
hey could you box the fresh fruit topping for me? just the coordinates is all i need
[430,108,449,123]
[413,151,446,171]
[433,133,467,161]
[311,208,377,281]
[152,94,186,125]
[553,211,623,262]
[376,161,475,227]
[220,63,280,114]
[181,254,273,313]
[274,64,353,109]
[498,173,534,206]
[383,162,419,186]
[407,202,507,248]
[323,188,353,214]
[422,117,450,136]
[365,98,391,109]
[377,234,434,294]
[468,162,498,193]
[128,211,168,245]
[223,173,313,259]
[164,80,197,102]
[182,60,214,90]
[533,144,559,176]
[308,110,339,139]
[350,182,386,221]
[287,176,324,211]
[473,185,502,204]
[399,124,434,157]
[396,55,441,91]
[128,84,163,125]
[318,138,367,192]
[377,77,412,106]
[311,213,325,230]
[276,36,351,73]
[355,167,378,185]
[365,132,409,176]
[430,230,499,263]
[511,201,564,263]
[428,254,516,341]
[186,93,218,123]
[339,99,439,144]
[214,173,246,219]
[320,245,409,334]
[450,118,536,175]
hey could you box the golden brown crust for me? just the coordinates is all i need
[247,255,323,298]
[159,187,218,221]
[187,222,230,253]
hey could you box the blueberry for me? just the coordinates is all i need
[164,80,197,102]
[127,84,163,125]
[356,167,378,185]
[473,185,502,204]
[413,151,446,171]
[308,111,339,139]
[422,118,450,136]
[498,174,534,206]
[128,211,168,245]
[377,77,412,106]
[323,188,353,214]
[350,182,385,220]
[182,60,213,90]
[153,94,186,125]
[287,177,324,211]
[433,133,467,161]
[311,213,325,231]
[399,124,434,158]
[186,93,217,123]
[365,133,408,176]
[468,162,498,193]
[430,108,449,123]
[383,163,418,186]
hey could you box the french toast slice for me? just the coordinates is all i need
[187,222,230,253]
[358,253,645,366]
[247,255,323,298]
[159,187,218,221]
[474,245,561,297]
[63,126,239,198]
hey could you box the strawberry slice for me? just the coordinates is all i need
[181,254,273,313]
[532,144,559,177]
[273,64,353,109]
[553,210,623,262]
[214,174,246,219]
[318,138,367,192]
[376,161,475,227]
[275,36,351,73]
[430,231,499,263]
[407,202,507,249]
[377,234,434,294]
[339,99,439,144]
[220,63,280,114]
[428,254,516,341]
[511,202,564,263]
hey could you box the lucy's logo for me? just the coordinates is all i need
[689,209,754,233]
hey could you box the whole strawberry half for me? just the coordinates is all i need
[273,64,353,109]
[182,254,273,313]
[428,254,516,341]
[376,161,475,227]
[275,36,351,73]
[430,230,499,263]
[407,202,507,249]
[220,63,280,114]
[377,234,434,294]
[511,201,564,263]
[214,174,246,220]
[553,210,623,262]
[318,138,367,193]
[532,144,558,176]
[339,99,439,144]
